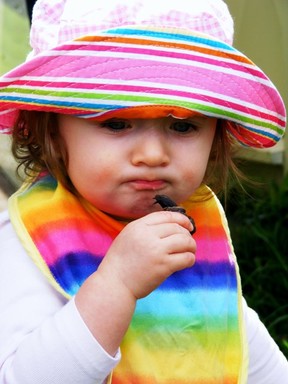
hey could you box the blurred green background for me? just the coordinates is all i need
[0,0,30,75]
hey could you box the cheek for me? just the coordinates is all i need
[176,139,215,192]
[182,144,212,174]
[66,146,121,208]
[67,138,111,176]
[68,155,112,189]
[181,163,207,189]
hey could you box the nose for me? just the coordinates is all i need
[131,128,170,167]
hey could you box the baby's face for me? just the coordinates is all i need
[58,114,217,219]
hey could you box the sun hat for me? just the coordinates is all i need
[0,0,285,148]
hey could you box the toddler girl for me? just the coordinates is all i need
[0,0,287,383]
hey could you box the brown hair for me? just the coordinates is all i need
[12,110,244,197]
[12,110,72,190]
[205,119,245,198]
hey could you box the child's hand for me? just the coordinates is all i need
[98,211,196,300]
[76,211,196,355]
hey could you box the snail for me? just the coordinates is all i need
[153,194,196,235]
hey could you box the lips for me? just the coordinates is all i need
[128,179,167,191]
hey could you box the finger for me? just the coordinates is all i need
[164,233,197,255]
[150,222,192,239]
[144,211,194,233]
[167,251,196,272]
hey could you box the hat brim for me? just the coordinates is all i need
[0,26,285,147]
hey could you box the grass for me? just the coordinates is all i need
[0,1,30,75]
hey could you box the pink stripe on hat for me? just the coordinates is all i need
[0,0,286,148]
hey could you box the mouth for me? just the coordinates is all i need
[128,179,167,191]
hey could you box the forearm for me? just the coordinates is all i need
[75,270,137,357]
[0,213,120,384]
[0,299,119,384]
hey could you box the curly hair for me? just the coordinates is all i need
[11,110,243,197]
[12,110,72,190]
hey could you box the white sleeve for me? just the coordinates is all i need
[243,298,288,384]
[0,211,120,384]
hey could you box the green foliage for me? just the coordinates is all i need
[227,175,288,358]
[0,2,30,75]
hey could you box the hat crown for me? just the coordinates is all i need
[0,0,285,147]
[30,0,234,55]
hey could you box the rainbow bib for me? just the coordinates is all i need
[9,174,248,383]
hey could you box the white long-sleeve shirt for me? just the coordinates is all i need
[0,210,287,383]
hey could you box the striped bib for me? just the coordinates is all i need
[9,174,247,383]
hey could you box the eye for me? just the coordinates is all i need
[170,120,198,134]
[100,119,131,131]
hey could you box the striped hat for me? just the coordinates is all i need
[0,0,285,148]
